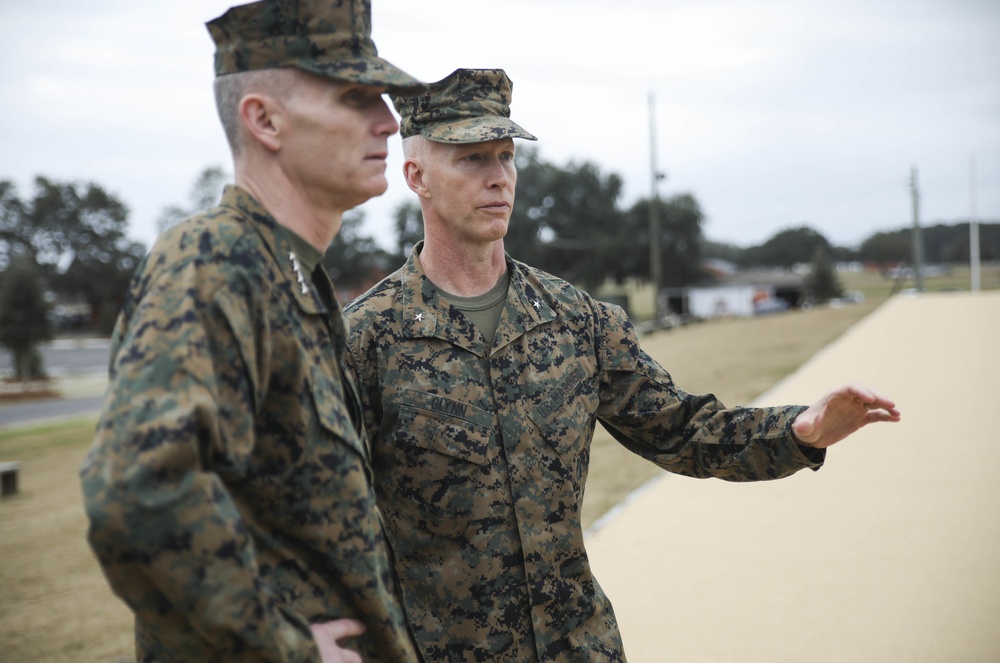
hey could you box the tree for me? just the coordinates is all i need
[938,222,1000,262]
[700,238,746,265]
[513,149,630,290]
[624,194,707,288]
[857,223,1000,266]
[0,256,53,380]
[157,166,229,234]
[0,177,146,334]
[805,248,843,304]
[742,226,832,268]
[391,200,425,264]
[0,181,29,270]
[322,210,395,300]
[857,231,913,266]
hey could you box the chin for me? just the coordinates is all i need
[356,176,389,203]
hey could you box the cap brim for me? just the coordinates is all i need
[298,57,427,94]
[421,115,537,144]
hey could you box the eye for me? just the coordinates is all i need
[500,151,515,161]
[341,87,379,107]
[461,153,482,162]
[342,89,363,103]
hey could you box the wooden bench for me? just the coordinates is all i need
[0,461,20,497]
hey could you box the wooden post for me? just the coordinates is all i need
[0,461,20,497]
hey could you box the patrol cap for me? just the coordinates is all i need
[207,0,425,94]
[393,68,537,143]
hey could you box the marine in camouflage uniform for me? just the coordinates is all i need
[345,69,897,661]
[80,1,425,661]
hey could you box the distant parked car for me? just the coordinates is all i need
[754,297,789,315]
[829,291,866,308]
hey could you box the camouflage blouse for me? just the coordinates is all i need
[81,186,418,662]
[346,243,824,662]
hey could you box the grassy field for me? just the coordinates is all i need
[1,262,995,661]
[604,261,1000,322]
[0,419,134,663]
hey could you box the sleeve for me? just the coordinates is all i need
[593,301,825,481]
[343,318,381,450]
[79,258,318,661]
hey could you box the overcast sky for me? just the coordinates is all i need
[2,0,998,253]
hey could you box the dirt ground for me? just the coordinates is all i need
[0,297,882,662]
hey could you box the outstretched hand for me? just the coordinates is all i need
[311,619,366,663]
[792,383,900,449]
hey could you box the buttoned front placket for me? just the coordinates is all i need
[490,264,598,660]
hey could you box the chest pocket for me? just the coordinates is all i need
[379,390,497,539]
[393,389,495,465]
[308,362,367,460]
[528,364,596,445]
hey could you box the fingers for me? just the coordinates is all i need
[853,384,901,420]
[866,407,901,423]
[794,383,901,448]
[310,619,366,663]
[843,383,900,419]
[322,618,366,641]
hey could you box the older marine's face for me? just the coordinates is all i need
[278,73,400,211]
[422,137,517,246]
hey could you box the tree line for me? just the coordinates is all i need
[0,177,146,378]
[2,153,996,378]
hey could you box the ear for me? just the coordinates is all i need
[239,93,282,152]
[402,158,430,198]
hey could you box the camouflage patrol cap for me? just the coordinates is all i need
[392,68,537,143]
[207,0,425,93]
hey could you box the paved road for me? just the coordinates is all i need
[1,338,109,430]
[0,395,105,430]
[0,338,109,377]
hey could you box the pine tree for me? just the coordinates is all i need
[0,257,53,380]
[806,248,843,304]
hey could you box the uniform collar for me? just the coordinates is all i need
[220,185,329,317]
[398,241,557,355]
[497,258,557,349]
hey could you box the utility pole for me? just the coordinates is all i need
[909,165,925,292]
[648,92,664,325]
[970,155,981,292]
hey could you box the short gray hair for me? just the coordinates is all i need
[213,68,298,157]
[401,135,427,160]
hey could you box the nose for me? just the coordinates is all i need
[373,96,400,137]
[486,157,512,190]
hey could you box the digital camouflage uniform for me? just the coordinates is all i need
[81,186,419,662]
[345,246,826,662]
[82,1,425,660]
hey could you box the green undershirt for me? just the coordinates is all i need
[440,269,511,348]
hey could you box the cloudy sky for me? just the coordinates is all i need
[2,0,998,253]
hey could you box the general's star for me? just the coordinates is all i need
[289,251,309,295]
[415,312,425,321]
[532,299,541,310]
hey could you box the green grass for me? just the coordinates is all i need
[598,261,1000,322]
[839,262,1000,299]
[0,417,98,457]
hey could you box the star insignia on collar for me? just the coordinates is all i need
[415,312,425,322]
[289,251,309,295]
[532,299,542,310]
